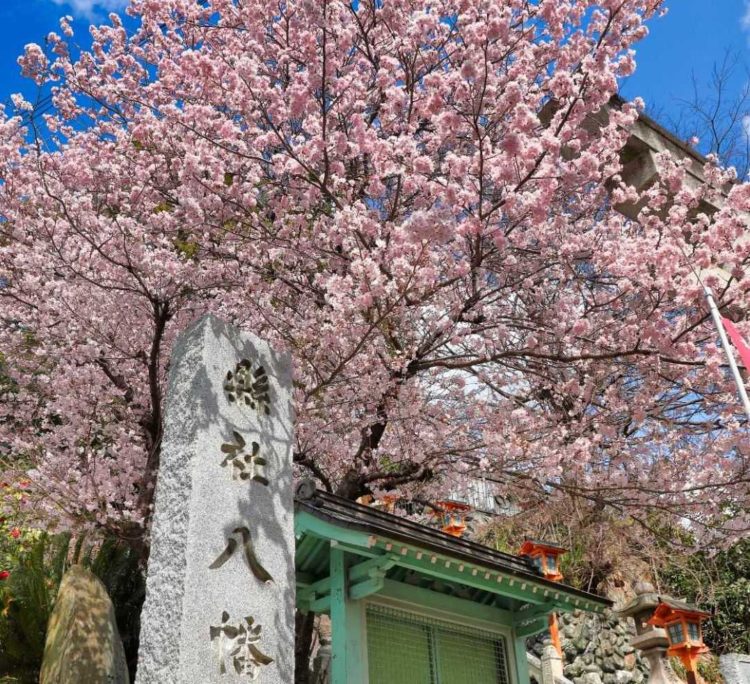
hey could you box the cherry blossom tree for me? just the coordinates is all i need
[1,0,749,549]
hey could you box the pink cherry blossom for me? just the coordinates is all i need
[0,0,747,550]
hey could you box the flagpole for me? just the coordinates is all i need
[704,286,750,423]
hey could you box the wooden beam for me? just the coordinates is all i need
[378,549,548,605]
[348,554,398,584]
[514,600,560,625]
[347,554,397,601]
[513,616,549,639]
[513,635,533,684]
[329,549,368,684]
[296,511,374,549]
[379,579,515,627]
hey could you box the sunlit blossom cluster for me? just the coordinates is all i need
[0,0,748,547]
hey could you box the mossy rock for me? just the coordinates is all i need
[40,565,129,684]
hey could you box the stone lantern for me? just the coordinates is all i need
[616,582,681,684]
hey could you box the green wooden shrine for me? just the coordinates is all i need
[295,489,610,684]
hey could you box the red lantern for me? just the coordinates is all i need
[432,501,471,537]
[647,599,709,684]
[518,540,567,656]
[518,539,566,582]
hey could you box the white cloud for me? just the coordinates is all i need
[48,0,128,20]
[743,1,750,35]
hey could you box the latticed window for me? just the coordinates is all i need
[366,605,511,684]
[668,622,684,644]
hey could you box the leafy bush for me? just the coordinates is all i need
[0,533,69,683]
[660,538,750,655]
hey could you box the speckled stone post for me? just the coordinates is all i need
[720,654,750,684]
[136,315,295,684]
[616,583,680,684]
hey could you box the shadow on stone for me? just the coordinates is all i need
[40,564,129,684]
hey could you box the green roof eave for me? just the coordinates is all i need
[295,507,610,615]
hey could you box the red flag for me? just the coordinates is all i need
[722,318,750,372]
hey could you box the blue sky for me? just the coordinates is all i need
[0,0,748,135]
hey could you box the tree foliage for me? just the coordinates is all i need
[660,538,750,655]
[1,0,749,550]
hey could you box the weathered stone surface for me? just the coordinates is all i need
[40,565,129,684]
[720,654,750,684]
[542,641,565,682]
[582,671,604,684]
[566,660,585,678]
[615,670,634,684]
[529,608,651,684]
[136,315,295,683]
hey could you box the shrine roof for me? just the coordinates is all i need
[295,488,610,612]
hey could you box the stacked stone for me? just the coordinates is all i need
[529,610,650,684]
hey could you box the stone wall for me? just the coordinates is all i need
[529,610,650,684]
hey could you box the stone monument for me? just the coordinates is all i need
[136,315,295,683]
[40,565,129,684]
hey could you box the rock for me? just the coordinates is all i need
[615,671,634,684]
[601,657,618,673]
[582,672,604,684]
[566,661,586,678]
[40,565,129,684]
[602,674,617,684]
[624,653,637,670]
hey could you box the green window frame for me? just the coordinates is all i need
[366,604,511,684]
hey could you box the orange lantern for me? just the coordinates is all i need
[518,539,566,582]
[380,494,399,514]
[647,599,709,684]
[431,500,471,537]
[518,540,567,656]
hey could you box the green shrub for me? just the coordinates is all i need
[660,538,750,655]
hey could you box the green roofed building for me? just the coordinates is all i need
[295,489,610,684]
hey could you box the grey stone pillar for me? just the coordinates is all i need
[616,583,679,684]
[630,630,679,684]
[542,639,565,683]
[720,654,750,684]
[136,315,295,683]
